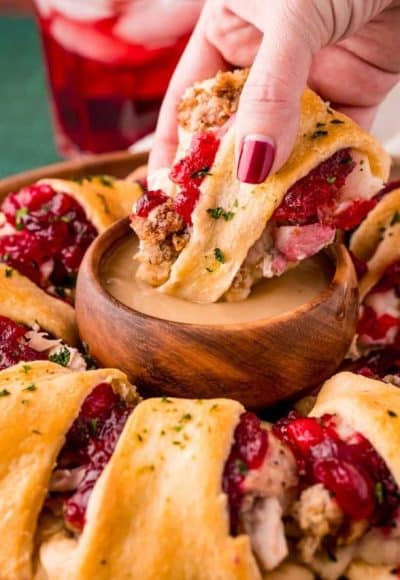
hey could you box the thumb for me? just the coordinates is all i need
[236,7,316,184]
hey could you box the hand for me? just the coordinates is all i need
[149,0,400,184]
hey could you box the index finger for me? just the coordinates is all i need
[148,10,227,174]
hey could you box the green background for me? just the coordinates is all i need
[0,16,60,179]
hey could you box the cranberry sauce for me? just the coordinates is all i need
[272,149,372,230]
[0,184,97,299]
[353,348,400,380]
[222,412,269,532]
[273,412,399,525]
[0,315,47,370]
[133,130,219,225]
[56,383,132,532]
[357,261,400,347]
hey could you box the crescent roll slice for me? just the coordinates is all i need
[0,263,77,346]
[349,186,400,352]
[0,361,138,580]
[131,69,390,303]
[0,177,141,303]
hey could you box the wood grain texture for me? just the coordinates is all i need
[76,219,359,410]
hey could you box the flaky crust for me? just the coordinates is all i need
[310,371,400,501]
[0,263,77,345]
[39,177,142,233]
[350,188,400,298]
[350,187,400,262]
[70,397,261,580]
[0,361,134,580]
[158,82,390,303]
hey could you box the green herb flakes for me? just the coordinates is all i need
[235,459,248,475]
[23,383,37,392]
[214,248,225,263]
[326,176,336,185]
[32,429,42,435]
[96,193,110,214]
[5,267,13,278]
[375,481,384,504]
[330,118,345,125]
[390,211,400,226]
[311,129,328,139]
[207,207,235,221]
[98,175,114,187]
[21,364,31,374]
[161,397,172,404]
[0,389,10,398]
[49,347,71,368]
[191,167,211,179]
[15,207,29,230]
[387,409,398,418]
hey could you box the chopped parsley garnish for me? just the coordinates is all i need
[161,397,172,403]
[340,156,353,166]
[5,267,13,278]
[316,122,326,128]
[375,481,384,504]
[55,286,66,298]
[60,215,72,223]
[326,176,336,185]
[235,459,248,475]
[96,193,110,214]
[98,175,114,187]
[181,413,192,422]
[23,383,37,392]
[191,167,212,179]
[207,207,235,221]
[82,342,97,369]
[387,409,398,418]
[330,118,345,125]
[15,207,29,230]
[0,389,10,397]
[32,429,42,435]
[89,418,99,435]
[137,433,144,442]
[390,211,400,226]
[21,364,31,374]
[49,346,71,368]
[311,129,328,139]
[214,248,225,263]
[21,399,29,406]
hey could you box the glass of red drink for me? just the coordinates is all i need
[33,0,203,157]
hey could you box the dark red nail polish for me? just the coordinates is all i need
[237,136,276,184]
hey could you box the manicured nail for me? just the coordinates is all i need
[237,135,276,184]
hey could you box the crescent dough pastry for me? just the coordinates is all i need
[310,371,400,497]
[350,187,400,298]
[0,361,136,580]
[131,70,390,303]
[40,397,262,580]
[39,176,142,233]
[0,263,77,345]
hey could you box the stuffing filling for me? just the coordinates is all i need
[0,315,86,371]
[0,184,97,302]
[131,68,383,301]
[223,411,400,578]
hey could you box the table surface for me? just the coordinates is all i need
[0,15,60,179]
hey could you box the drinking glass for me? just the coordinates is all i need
[33,0,204,156]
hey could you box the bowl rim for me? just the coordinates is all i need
[82,216,357,332]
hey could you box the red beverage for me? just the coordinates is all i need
[33,0,203,156]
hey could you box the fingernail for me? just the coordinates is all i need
[237,135,276,184]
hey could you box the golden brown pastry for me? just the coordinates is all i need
[0,361,138,580]
[349,186,400,352]
[39,176,142,234]
[0,176,141,305]
[131,69,390,303]
[0,263,77,346]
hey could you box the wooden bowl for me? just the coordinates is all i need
[76,217,359,409]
